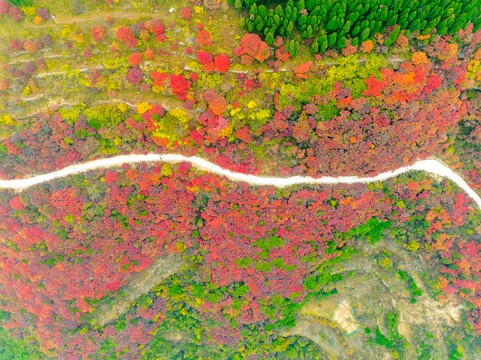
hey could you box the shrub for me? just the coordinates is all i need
[36,7,50,20]
[69,0,84,15]
[9,6,22,21]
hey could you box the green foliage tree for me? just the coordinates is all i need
[340,20,351,35]
[319,34,328,52]
[306,0,316,11]
[234,0,242,11]
[328,32,337,47]
[352,25,360,36]
[265,32,274,46]
[259,5,267,18]
[326,16,338,31]
[384,26,401,46]
[360,27,370,42]
[305,24,313,38]
[287,21,294,36]
[337,35,348,48]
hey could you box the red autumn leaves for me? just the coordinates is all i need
[9,195,25,210]
[169,74,191,100]
[92,26,106,42]
[203,89,227,115]
[196,51,230,73]
[234,33,270,65]
[128,52,142,66]
[116,19,165,48]
[294,61,313,79]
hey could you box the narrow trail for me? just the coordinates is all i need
[0,154,480,211]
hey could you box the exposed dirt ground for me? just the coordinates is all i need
[88,252,190,327]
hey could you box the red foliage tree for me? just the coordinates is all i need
[144,48,154,59]
[234,34,270,64]
[363,75,384,97]
[128,52,142,66]
[169,74,191,100]
[150,70,168,87]
[82,48,92,58]
[92,26,106,41]
[196,50,212,65]
[275,46,290,62]
[104,170,119,185]
[116,26,138,48]
[0,0,9,14]
[0,79,9,91]
[234,125,252,143]
[10,39,23,52]
[294,61,313,79]
[127,67,143,85]
[180,7,192,20]
[145,19,165,41]
[9,195,25,210]
[195,29,212,47]
[214,54,230,73]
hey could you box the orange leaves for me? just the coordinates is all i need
[234,125,252,143]
[202,62,215,72]
[234,34,270,64]
[438,276,449,289]
[214,54,230,73]
[360,40,373,53]
[253,41,270,62]
[275,46,290,62]
[23,39,42,54]
[294,61,312,79]
[208,95,228,115]
[432,233,455,252]
[150,71,167,87]
[92,26,106,42]
[196,50,216,72]
[447,43,458,59]
[473,48,481,61]
[292,116,311,143]
[196,29,212,47]
[362,75,384,97]
[426,208,452,232]
[395,33,409,48]
[144,48,154,59]
[128,52,142,67]
[411,51,428,65]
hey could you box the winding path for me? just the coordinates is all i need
[0,154,480,210]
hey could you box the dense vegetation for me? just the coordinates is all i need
[0,161,480,358]
[0,0,480,358]
[230,0,481,52]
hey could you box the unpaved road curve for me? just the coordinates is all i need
[0,154,480,210]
